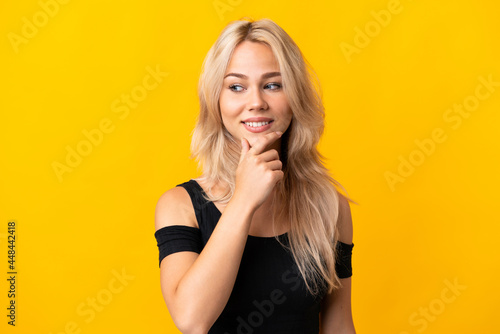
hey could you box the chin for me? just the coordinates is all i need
[247,137,259,148]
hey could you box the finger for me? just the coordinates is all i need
[239,138,250,163]
[258,149,280,162]
[271,169,285,183]
[250,131,283,155]
[266,159,283,171]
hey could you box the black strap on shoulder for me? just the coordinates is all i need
[175,180,220,245]
[175,180,205,227]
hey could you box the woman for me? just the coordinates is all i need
[155,18,356,333]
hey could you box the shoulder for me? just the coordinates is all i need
[154,184,199,232]
[336,193,354,244]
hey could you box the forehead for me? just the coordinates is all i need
[226,41,279,72]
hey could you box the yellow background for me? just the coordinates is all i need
[1,0,498,333]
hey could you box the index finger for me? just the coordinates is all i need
[249,131,283,155]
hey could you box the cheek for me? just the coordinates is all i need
[219,106,241,133]
[273,95,292,118]
[220,107,240,126]
[219,96,242,118]
[279,104,293,125]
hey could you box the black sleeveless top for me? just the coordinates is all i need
[154,179,354,334]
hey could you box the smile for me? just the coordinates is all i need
[243,121,271,127]
[241,120,274,133]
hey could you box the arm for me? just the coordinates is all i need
[155,187,255,334]
[319,194,356,334]
[155,132,284,334]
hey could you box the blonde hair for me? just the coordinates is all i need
[191,18,357,295]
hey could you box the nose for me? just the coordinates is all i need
[246,87,268,111]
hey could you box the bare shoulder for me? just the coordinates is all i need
[337,193,354,244]
[154,186,198,232]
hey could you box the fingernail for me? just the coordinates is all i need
[276,131,283,137]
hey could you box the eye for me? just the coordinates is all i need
[229,84,244,92]
[265,83,282,90]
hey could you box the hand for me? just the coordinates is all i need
[234,131,284,211]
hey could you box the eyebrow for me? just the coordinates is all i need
[223,72,281,80]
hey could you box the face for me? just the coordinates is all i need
[219,41,293,151]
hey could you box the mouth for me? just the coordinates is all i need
[241,120,274,133]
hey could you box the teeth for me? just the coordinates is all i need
[244,121,270,127]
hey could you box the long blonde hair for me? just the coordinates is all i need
[191,18,356,295]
